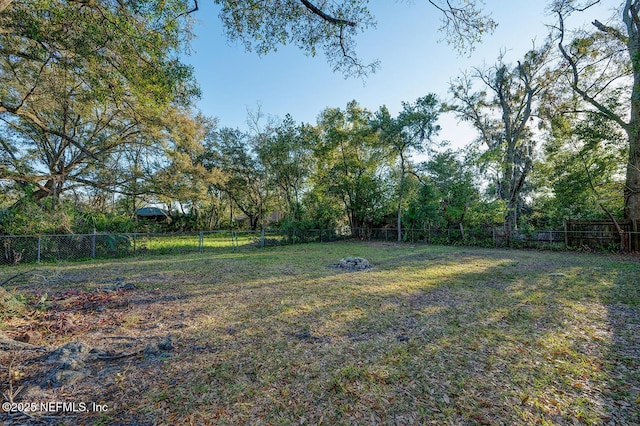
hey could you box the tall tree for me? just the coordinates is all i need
[534,113,626,224]
[552,0,640,222]
[375,95,441,241]
[0,0,198,208]
[314,101,390,233]
[448,45,551,238]
[256,115,314,222]
[424,151,480,232]
[202,127,271,230]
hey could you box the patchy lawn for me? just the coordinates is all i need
[0,242,638,425]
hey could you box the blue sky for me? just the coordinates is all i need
[182,0,614,148]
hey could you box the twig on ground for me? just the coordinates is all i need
[0,269,34,287]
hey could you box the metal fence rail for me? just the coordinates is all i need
[1,227,638,265]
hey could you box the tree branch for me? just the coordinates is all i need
[556,11,629,131]
[175,0,198,19]
[300,0,356,27]
[0,103,100,160]
[592,19,628,43]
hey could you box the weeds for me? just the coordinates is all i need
[2,355,24,404]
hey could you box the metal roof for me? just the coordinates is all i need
[136,207,170,217]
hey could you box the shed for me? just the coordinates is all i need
[136,207,170,222]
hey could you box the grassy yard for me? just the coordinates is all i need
[0,242,639,425]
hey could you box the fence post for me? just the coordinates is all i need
[37,236,41,264]
[260,228,265,248]
[563,220,569,247]
[133,233,137,254]
[91,229,96,259]
[199,231,204,253]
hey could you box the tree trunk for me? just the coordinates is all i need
[619,0,639,221]
[625,65,640,221]
[625,130,640,221]
[397,169,406,242]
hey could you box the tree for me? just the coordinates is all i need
[406,151,482,240]
[0,0,496,78]
[552,0,640,223]
[314,101,391,233]
[212,0,496,77]
[256,115,314,222]
[201,127,271,230]
[425,151,480,231]
[0,0,198,208]
[143,112,223,224]
[448,45,552,238]
[533,113,626,225]
[375,95,441,241]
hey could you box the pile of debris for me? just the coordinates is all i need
[330,257,373,271]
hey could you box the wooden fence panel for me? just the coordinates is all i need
[565,220,637,251]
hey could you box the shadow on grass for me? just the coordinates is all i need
[108,246,638,424]
[1,243,638,424]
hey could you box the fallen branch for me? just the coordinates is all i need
[96,347,145,361]
[0,333,41,351]
[0,269,34,287]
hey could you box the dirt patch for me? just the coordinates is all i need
[0,273,190,425]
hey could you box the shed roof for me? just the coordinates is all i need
[136,207,170,217]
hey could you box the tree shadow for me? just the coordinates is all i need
[1,244,638,424]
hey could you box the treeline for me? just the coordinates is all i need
[0,1,632,242]
[0,91,625,240]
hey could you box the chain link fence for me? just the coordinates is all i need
[0,228,354,265]
[2,226,638,265]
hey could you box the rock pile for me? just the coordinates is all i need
[330,257,372,271]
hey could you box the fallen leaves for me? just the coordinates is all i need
[0,243,638,425]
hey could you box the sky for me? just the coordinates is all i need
[181,0,615,149]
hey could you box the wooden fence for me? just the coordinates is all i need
[564,220,639,251]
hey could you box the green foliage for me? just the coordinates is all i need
[0,0,199,208]
[314,101,393,230]
[299,189,344,230]
[532,113,626,225]
[257,115,314,221]
[1,200,73,235]
[212,0,495,77]
[406,180,443,229]
[0,198,140,235]
[407,150,488,231]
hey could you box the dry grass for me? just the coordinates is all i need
[0,242,639,425]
